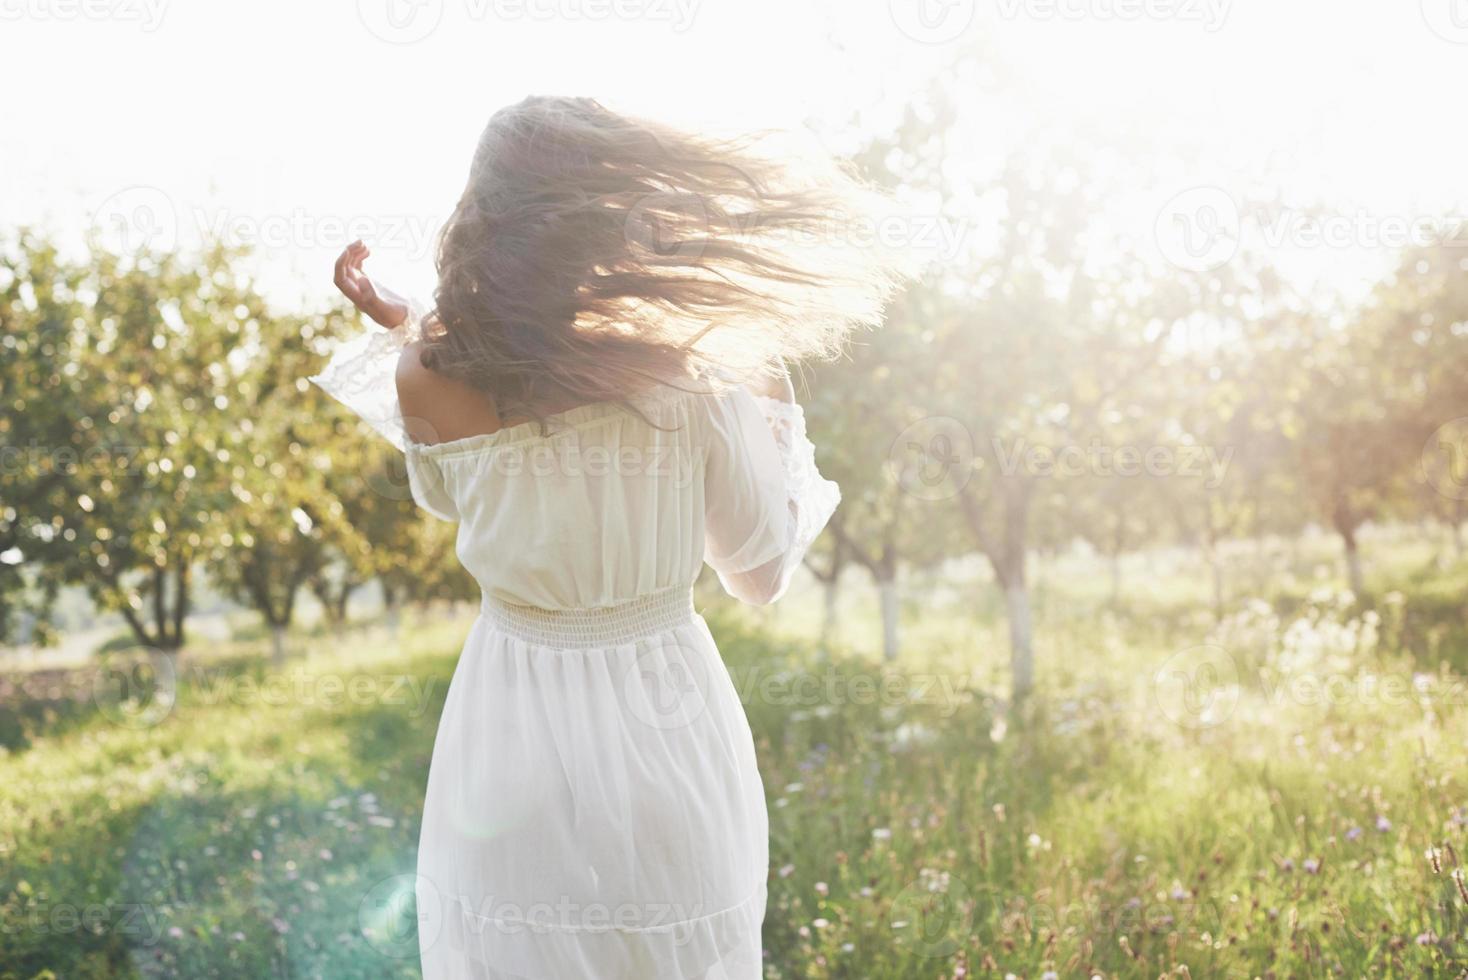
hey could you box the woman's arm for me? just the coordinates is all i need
[333,240,410,329]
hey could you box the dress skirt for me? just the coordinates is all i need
[415,586,769,979]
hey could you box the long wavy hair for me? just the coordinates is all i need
[419,95,911,425]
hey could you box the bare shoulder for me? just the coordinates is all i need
[395,341,502,445]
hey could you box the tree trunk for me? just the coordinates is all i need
[1331,498,1365,598]
[172,565,189,649]
[958,478,1034,703]
[1005,582,1034,700]
[1208,552,1224,617]
[1343,533,1364,597]
[270,625,287,666]
[877,576,899,662]
[821,575,840,646]
[383,583,402,635]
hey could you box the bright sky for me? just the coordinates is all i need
[2,0,1464,307]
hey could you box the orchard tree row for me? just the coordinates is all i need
[0,235,474,659]
[801,61,1468,696]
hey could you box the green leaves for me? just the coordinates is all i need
[0,234,458,649]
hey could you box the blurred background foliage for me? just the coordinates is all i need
[3,38,1468,980]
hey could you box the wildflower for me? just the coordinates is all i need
[778,864,795,878]
[1303,859,1320,874]
[920,868,952,894]
[812,918,829,929]
[1345,827,1362,842]
[814,881,828,897]
[1375,815,1392,833]
[168,926,184,939]
[872,828,892,841]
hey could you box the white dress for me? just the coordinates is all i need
[310,318,840,980]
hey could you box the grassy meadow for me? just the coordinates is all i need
[2,527,1466,979]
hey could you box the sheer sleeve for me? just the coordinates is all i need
[308,307,460,522]
[309,305,423,452]
[701,385,841,605]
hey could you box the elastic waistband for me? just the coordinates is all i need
[480,586,697,647]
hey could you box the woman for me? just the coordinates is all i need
[313,95,906,979]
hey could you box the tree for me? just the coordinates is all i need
[1273,299,1431,598]
[28,241,264,651]
[0,233,90,643]
[806,283,958,662]
[208,304,380,662]
[801,517,850,648]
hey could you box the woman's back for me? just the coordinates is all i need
[408,383,711,610]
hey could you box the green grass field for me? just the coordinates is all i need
[2,531,1466,978]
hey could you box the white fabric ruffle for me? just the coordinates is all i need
[749,395,841,571]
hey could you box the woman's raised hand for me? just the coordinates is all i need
[333,240,410,329]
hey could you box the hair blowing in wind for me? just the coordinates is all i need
[418,95,913,423]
